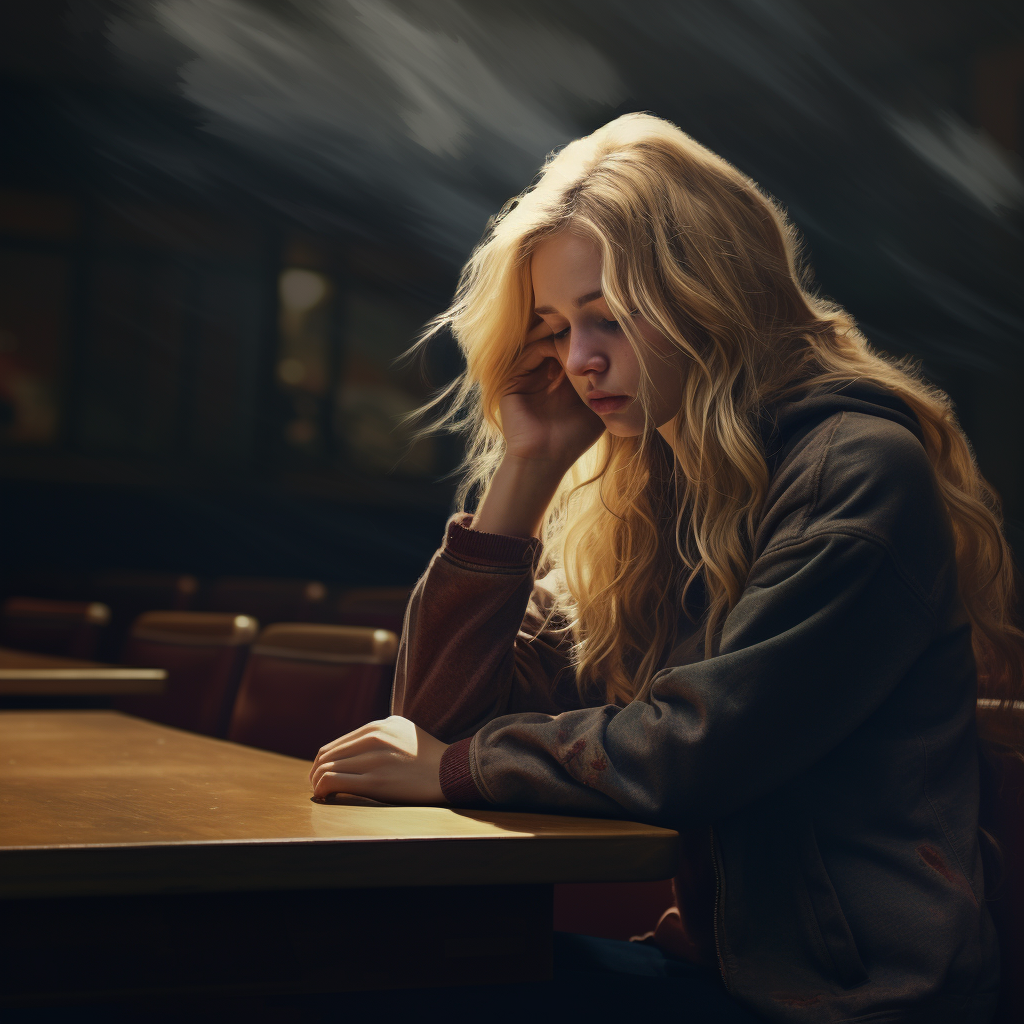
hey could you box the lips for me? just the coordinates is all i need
[587,393,631,414]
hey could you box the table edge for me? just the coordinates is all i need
[0,832,681,899]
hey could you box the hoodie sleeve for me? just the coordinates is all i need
[434,413,955,823]
[444,529,937,820]
[390,513,583,747]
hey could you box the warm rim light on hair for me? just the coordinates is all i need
[410,112,1024,746]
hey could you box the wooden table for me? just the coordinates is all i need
[0,646,166,696]
[0,711,678,1006]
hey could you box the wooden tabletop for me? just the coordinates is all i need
[1,711,679,900]
[0,647,166,695]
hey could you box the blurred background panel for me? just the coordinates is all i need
[0,191,75,449]
[339,279,439,477]
[0,0,1021,589]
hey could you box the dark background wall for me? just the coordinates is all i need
[1,0,1022,588]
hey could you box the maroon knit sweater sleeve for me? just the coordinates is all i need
[391,513,579,801]
[438,738,478,806]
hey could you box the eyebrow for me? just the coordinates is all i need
[534,289,604,316]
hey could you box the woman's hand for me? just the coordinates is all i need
[498,318,605,470]
[308,716,448,805]
[471,320,606,539]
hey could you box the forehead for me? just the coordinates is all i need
[530,230,602,306]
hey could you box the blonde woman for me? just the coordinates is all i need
[310,113,1018,1022]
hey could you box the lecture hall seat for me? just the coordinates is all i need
[116,611,258,736]
[227,623,398,761]
[0,596,110,659]
[92,570,199,661]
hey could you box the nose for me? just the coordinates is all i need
[564,326,609,378]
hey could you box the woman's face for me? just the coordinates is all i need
[530,229,684,441]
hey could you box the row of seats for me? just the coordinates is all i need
[0,579,412,663]
[114,612,399,761]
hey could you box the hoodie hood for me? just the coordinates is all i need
[762,380,924,471]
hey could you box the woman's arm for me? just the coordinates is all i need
[309,519,579,804]
[471,454,565,538]
[390,510,580,742]
[310,320,604,802]
[444,528,939,820]
[393,319,605,739]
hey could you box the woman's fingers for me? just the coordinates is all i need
[310,746,371,789]
[310,733,356,780]
[309,716,420,784]
[524,336,558,362]
[308,717,448,805]
[312,769,370,800]
[524,317,553,344]
[502,340,561,398]
[310,748,405,790]
[312,728,385,772]
[309,717,401,775]
[510,340,557,377]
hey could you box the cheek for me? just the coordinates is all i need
[635,322,676,362]
[636,328,683,388]
[610,336,642,382]
[653,379,683,418]
[630,328,685,426]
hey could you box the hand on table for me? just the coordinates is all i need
[309,716,448,805]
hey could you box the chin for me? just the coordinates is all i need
[604,421,645,438]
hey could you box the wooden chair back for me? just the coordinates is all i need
[0,596,110,659]
[228,623,398,761]
[116,611,258,736]
[92,571,199,660]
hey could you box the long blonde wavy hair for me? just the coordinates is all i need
[416,112,1023,738]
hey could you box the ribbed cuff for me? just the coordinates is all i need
[439,736,482,806]
[444,512,542,568]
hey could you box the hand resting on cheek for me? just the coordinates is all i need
[496,316,606,468]
[309,715,448,805]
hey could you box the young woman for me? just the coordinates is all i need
[310,113,1020,1022]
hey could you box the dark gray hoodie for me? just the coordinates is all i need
[393,382,1001,1023]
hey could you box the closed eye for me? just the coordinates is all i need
[550,316,624,342]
